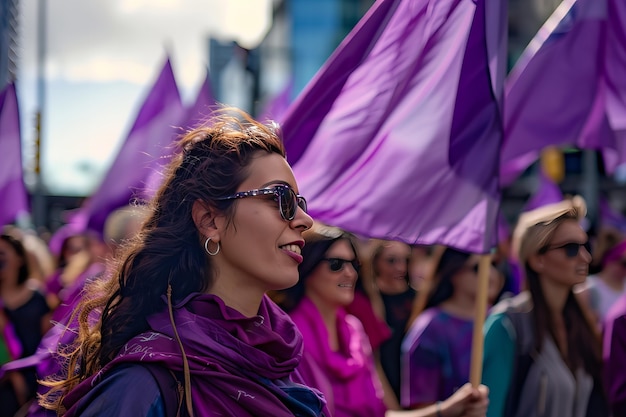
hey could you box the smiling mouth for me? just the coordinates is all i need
[280,244,301,255]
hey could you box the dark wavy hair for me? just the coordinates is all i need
[0,234,30,285]
[423,247,472,310]
[42,108,286,412]
[276,225,359,313]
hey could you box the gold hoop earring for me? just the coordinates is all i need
[204,237,220,256]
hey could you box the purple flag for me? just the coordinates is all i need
[600,196,626,233]
[257,79,293,124]
[0,82,29,227]
[500,0,626,185]
[523,169,564,212]
[183,71,217,130]
[141,71,216,199]
[603,0,626,172]
[79,57,185,233]
[281,0,506,253]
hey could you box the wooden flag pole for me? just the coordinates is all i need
[469,253,492,387]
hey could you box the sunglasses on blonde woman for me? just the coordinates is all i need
[216,184,307,221]
[539,241,591,258]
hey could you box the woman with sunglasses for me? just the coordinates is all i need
[39,109,331,417]
[400,248,501,411]
[275,224,388,417]
[482,198,608,417]
[276,226,489,417]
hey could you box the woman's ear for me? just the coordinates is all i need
[192,200,222,240]
[527,253,544,273]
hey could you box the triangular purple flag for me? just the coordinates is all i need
[523,169,564,212]
[0,82,29,227]
[80,57,185,234]
[181,70,216,131]
[500,0,625,185]
[141,71,216,199]
[282,0,506,253]
[257,78,293,124]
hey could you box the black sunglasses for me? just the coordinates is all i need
[216,184,307,221]
[322,258,360,273]
[540,241,591,258]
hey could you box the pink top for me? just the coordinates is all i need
[346,291,392,350]
[290,297,386,417]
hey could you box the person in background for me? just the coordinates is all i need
[43,225,92,312]
[276,224,388,417]
[575,231,626,327]
[408,245,434,294]
[602,290,626,416]
[401,247,501,410]
[5,204,152,417]
[39,109,330,417]
[482,198,608,417]
[0,233,51,417]
[346,237,398,410]
[370,239,417,401]
[276,225,489,417]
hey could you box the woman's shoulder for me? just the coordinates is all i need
[69,364,166,417]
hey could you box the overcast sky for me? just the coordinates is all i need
[17,0,272,196]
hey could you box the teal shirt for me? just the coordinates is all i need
[482,312,516,417]
[0,337,11,365]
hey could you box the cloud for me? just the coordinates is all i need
[17,0,272,195]
[20,0,272,89]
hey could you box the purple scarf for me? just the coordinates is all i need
[63,293,328,416]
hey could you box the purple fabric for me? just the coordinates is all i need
[141,71,216,200]
[47,223,84,258]
[62,293,329,417]
[522,170,563,212]
[0,82,29,227]
[290,297,386,417]
[605,0,626,160]
[500,0,625,185]
[400,307,473,408]
[600,196,626,233]
[78,57,185,234]
[258,79,293,124]
[603,293,626,415]
[281,0,506,253]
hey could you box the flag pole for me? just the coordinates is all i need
[469,253,491,387]
[32,0,47,231]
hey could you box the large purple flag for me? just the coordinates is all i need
[523,169,564,212]
[80,57,185,233]
[500,0,626,185]
[0,82,29,227]
[141,71,216,199]
[281,0,507,253]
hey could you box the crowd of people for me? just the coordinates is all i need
[1,109,626,417]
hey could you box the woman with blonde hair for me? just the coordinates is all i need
[482,198,608,417]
